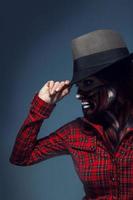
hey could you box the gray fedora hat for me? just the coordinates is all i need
[70,29,133,86]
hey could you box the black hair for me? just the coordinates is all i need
[95,59,133,103]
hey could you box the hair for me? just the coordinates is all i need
[96,59,133,104]
[94,59,133,127]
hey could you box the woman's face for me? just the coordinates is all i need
[75,76,117,118]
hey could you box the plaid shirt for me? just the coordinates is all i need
[9,92,133,200]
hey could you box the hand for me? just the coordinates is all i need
[38,80,71,104]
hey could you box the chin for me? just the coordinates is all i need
[82,106,99,120]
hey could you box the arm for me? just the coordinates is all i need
[9,92,71,166]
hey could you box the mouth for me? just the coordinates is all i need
[76,89,99,115]
[81,99,97,112]
[81,101,91,108]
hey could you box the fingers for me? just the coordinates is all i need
[50,80,70,95]
[61,88,70,96]
[48,80,54,94]
[55,81,69,91]
[51,81,60,95]
[49,80,54,88]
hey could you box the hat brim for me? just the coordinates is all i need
[70,52,133,86]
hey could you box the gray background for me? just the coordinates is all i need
[1,0,133,200]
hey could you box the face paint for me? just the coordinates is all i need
[76,76,105,92]
[75,76,117,118]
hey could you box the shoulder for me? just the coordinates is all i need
[57,117,83,133]
[67,117,93,130]
[63,117,87,130]
[63,117,94,137]
[55,117,94,141]
[65,117,97,148]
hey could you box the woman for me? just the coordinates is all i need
[9,29,133,199]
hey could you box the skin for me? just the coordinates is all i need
[38,77,131,131]
[75,76,109,117]
[75,76,131,130]
[75,76,106,93]
[38,76,104,105]
[38,80,72,104]
[38,76,108,117]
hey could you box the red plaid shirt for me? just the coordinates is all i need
[9,92,133,200]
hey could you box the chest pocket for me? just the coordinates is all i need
[69,135,97,176]
[70,135,97,152]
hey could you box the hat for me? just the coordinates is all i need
[70,29,133,86]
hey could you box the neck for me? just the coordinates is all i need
[85,97,132,131]
[108,97,130,129]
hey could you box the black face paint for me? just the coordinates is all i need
[75,76,117,119]
[76,76,105,92]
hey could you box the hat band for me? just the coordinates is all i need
[73,47,129,72]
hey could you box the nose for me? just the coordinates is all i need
[76,88,88,100]
[75,93,86,100]
[75,94,82,99]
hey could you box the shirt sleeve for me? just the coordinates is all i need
[9,92,71,166]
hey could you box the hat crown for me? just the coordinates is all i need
[70,29,133,86]
[72,29,127,60]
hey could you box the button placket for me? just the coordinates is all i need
[111,157,118,187]
[111,172,117,183]
[110,156,121,200]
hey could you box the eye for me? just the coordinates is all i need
[83,79,93,86]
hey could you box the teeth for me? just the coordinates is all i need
[81,101,91,109]
[83,105,90,108]
[81,102,89,105]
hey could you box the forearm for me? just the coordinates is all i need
[9,92,56,166]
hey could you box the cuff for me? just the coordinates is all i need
[30,92,56,117]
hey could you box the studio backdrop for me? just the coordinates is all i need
[1,0,133,200]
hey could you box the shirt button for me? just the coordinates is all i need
[121,151,125,155]
[112,177,115,181]
[112,158,115,163]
